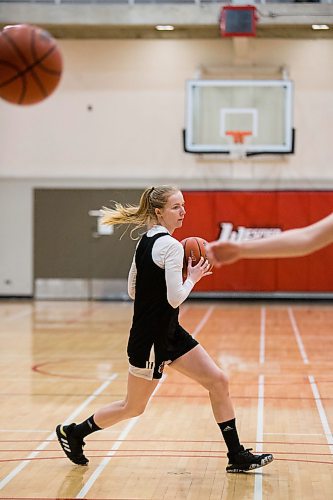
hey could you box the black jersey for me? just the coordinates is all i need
[127,232,198,379]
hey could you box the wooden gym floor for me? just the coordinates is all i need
[0,299,332,500]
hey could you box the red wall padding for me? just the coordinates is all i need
[176,191,333,292]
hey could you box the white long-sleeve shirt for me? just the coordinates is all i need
[127,225,195,308]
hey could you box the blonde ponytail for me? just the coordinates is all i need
[101,185,178,238]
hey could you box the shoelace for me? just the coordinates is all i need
[241,448,254,456]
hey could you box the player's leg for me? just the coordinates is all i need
[56,373,159,465]
[94,372,159,427]
[170,344,235,421]
[170,344,273,472]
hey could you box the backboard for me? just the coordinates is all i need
[184,79,294,157]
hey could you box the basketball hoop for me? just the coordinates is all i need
[226,130,252,159]
[225,130,252,144]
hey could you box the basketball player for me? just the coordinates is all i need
[206,212,333,266]
[56,186,273,472]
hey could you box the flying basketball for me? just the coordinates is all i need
[0,24,63,105]
[181,236,212,278]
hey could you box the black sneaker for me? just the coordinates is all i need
[226,446,273,473]
[56,423,89,465]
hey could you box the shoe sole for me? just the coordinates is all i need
[56,424,89,466]
[226,454,273,473]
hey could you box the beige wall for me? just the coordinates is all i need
[1,38,333,185]
[0,37,332,295]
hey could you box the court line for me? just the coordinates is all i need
[0,430,52,433]
[2,455,331,468]
[1,454,333,465]
[254,308,266,500]
[288,307,333,457]
[308,376,333,455]
[192,305,214,339]
[264,432,322,436]
[31,360,116,381]
[256,375,265,455]
[0,374,118,491]
[2,448,333,456]
[75,307,213,499]
[77,373,169,498]
[3,393,333,402]
[76,415,141,499]
[4,389,333,397]
[1,309,31,323]
[259,307,265,365]
[0,497,142,500]
[254,374,265,500]
[287,307,309,364]
[1,438,331,445]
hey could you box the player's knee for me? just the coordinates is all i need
[211,371,230,395]
[220,372,230,395]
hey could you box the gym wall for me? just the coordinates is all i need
[0,38,332,296]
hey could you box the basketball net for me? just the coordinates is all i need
[225,130,252,160]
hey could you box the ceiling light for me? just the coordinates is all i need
[155,25,175,31]
[312,24,329,30]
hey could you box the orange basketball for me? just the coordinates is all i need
[181,236,212,279]
[0,24,63,105]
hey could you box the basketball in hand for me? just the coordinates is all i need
[181,236,212,278]
[0,24,63,105]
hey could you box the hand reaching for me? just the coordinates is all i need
[206,241,241,267]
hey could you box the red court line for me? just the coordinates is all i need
[0,393,125,397]
[31,362,107,381]
[0,498,136,500]
[31,368,99,381]
[153,395,333,400]
[0,454,332,466]
[1,448,332,456]
[0,439,331,446]
[30,362,333,385]
[3,393,333,400]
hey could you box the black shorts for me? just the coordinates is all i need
[128,325,198,380]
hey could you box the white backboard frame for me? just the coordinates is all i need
[185,79,294,155]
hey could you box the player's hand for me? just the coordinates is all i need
[206,241,241,267]
[186,256,212,284]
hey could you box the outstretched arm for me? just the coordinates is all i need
[206,212,333,267]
